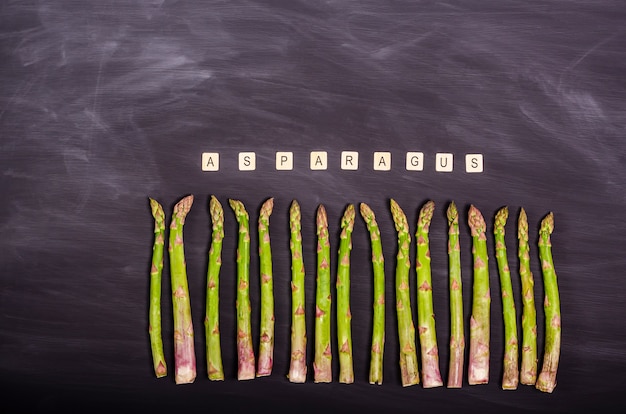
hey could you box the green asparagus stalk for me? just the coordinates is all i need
[169,195,196,384]
[468,204,490,385]
[229,199,256,380]
[390,199,419,387]
[416,200,443,388]
[314,204,332,383]
[337,204,355,384]
[536,213,561,393]
[494,207,519,390]
[148,198,167,378]
[360,203,385,385]
[518,208,538,385]
[257,197,275,377]
[205,195,224,380]
[446,201,464,388]
[288,200,307,383]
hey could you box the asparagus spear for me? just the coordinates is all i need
[169,195,196,384]
[360,203,385,385]
[337,204,355,384]
[446,201,464,388]
[390,199,419,387]
[468,204,490,385]
[229,199,256,380]
[536,213,561,393]
[518,208,538,385]
[149,198,167,378]
[494,207,519,390]
[416,200,443,388]
[314,204,332,383]
[205,195,224,380]
[288,200,307,383]
[257,197,275,377]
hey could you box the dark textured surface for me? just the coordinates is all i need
[1,0,626,412]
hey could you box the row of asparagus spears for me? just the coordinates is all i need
[148,195,561,393]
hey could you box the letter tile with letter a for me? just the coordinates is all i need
[373,152,391,171]
[202,152,219,171]
[310,151,328,170]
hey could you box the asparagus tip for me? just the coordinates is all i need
[468,204,486,237]
[209,196,224,244]
[540,212,554,235]
[519,206,527,218]
[359,202,373,219]
[228,198,240,211]
[290,200,301,235]
[390,199,409,233]
[229,198,249,221]
[209,194,219,208]
[341,203,356,231]
[417,200,435,232]
[209,195,223,217]
[261,197,274,217]
[518,208,529,241]
[149,198,165,223]
[316,204,328,228]
[446,201,458,224]
[495,206,509,234]
[173,195,194,222]
[290,199,300,214]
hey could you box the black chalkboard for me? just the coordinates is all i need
[2,1,626,413]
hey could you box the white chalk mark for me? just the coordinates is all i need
[90,48,107,134]
[370,31,433,60]
[558,29,624,90]
[73,43,116,215]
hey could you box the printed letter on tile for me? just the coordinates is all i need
[202,152,219,171]
[310,151,328,170]
[276,152,294,170]
[406,152,424,171]
[373,152,391,171]
[435,153,453,172]
[465,154,483,173]
[341,151,359,170]
[239,152,256,171]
